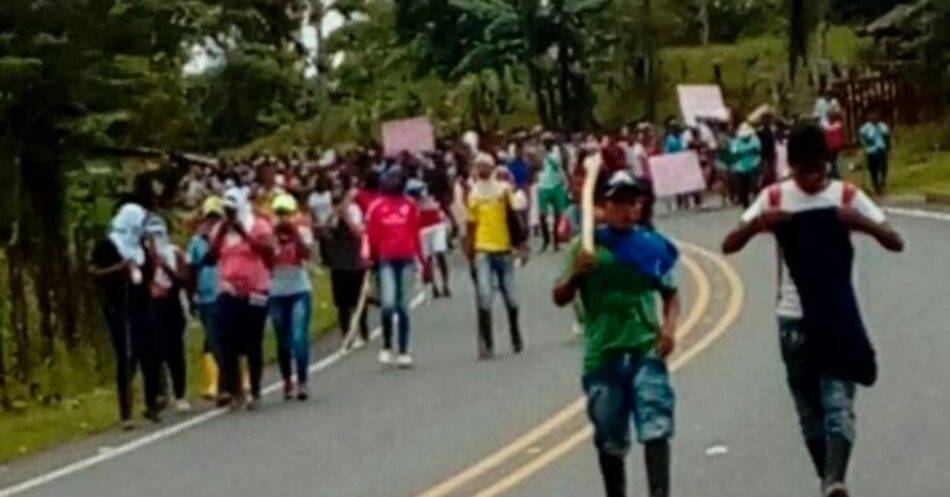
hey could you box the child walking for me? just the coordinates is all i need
[553,171,680,497]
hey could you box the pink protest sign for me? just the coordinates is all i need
[677,85,729,126]
[649,151,707,197]
[382,117,435,156]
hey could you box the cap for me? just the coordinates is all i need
[202,196,225,217]
[272,193,299,214]
[604,171,645,200]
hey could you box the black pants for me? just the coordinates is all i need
[331,269,369,340]
[152,295,188,400]
[734,171,760,209]
[216,294,268,399]
[867,151,888,195]
[102,299,160,421]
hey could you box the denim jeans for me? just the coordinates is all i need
[378,259,415,354]
[582,352,676,456]
[779,317,857,443]
[270,292,312,385]
[474,252,517,311]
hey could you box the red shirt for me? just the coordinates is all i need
[365,195,422,261]
[355,189,380,215]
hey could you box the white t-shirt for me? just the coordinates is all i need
[629,143,649,178]
[307,191,333,226]
[741,179,887,318]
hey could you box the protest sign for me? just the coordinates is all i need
[677,85,729,126]
[382,117,435,156]
[649,151,707,197]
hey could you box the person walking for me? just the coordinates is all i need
[270,193,314,401]
[90,203,162,428]
[552,172,680,497]
[187,196,225,400]
[722,123,904,497]
[465,153,526,359]
[729,122,763,208]
[537,136,569,252]
[365,167,423,368]
[859,109,891,196]
[212,187,276,410]
[144,216,192,413]
[318,177,370,348]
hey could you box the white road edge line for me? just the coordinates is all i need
[0,292,427,497]
[885,206,950,222]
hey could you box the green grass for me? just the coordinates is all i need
[0,269,336,464]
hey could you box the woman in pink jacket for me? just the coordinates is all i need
[365,167,422,368]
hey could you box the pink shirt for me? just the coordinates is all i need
[215,218,274,296]
[365,195,422,261]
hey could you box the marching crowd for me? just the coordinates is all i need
[91,101,900,497]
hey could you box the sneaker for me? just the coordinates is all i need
[824,483,850,497]
[120,420,135,432]
[244,396,260,412]
[174,399,192,413]
[352,337,367,350]
[378,349,394,365]
[283,381,295,401]
[396,354,414,369]
[297,384,309,401]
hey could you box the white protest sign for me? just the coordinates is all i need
[649,151,707,197]
[382,117,436,156]
[677,85,729,126]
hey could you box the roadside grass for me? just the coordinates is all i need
[0,269,337,465]
[843,121,950,196]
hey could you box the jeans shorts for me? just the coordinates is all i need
[582,351,675,455]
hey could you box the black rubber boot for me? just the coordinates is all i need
[597,451,626,497]
[645,440,671,497]
[823,434,853,492]
[477,309,494,359]
[805,437,827,480]
[507,306,523,354]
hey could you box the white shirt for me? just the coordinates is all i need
[741,179,886,318]
[307,191,333,226]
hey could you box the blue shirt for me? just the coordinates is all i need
[506,158,531,190]
[663,134,684,154]
[187,235,219,305]
[860,122,889,155]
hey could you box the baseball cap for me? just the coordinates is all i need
[604,171,645,200]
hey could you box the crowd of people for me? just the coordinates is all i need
[91,102,899,497]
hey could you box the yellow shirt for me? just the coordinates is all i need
[467,181,513,253]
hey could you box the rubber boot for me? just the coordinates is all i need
[507,306,523,354]
[597,451,626,497]
[805,437,827,480]
[201,353,219,400]
[477,309,494,359]
[645,440,671,497]
[823,435,853,491]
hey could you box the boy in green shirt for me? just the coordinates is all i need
[553,172,680,497]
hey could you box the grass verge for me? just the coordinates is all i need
[0,269,336,465]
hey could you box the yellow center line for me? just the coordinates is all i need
[465,243,745,497]
[413,251,713,497]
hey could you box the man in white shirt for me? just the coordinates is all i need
[722,123,903,497]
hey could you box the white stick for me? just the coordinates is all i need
[581,155,603,253]
[340,271,373,351]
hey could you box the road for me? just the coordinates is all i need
[1,208,948,497]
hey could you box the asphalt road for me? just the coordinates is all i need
[2,207,948,497]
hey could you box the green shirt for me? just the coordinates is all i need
[729,134,762,175]
[564,240,677,375]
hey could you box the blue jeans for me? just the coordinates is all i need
[474,252,517,311]
[270,293,312,385]
[582,352,676,456]
[378,260,415,354]
[779,317,857,443]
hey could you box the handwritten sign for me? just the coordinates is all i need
[677,85,729,126]
[649,151,707,197]
[382,117,435,157]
